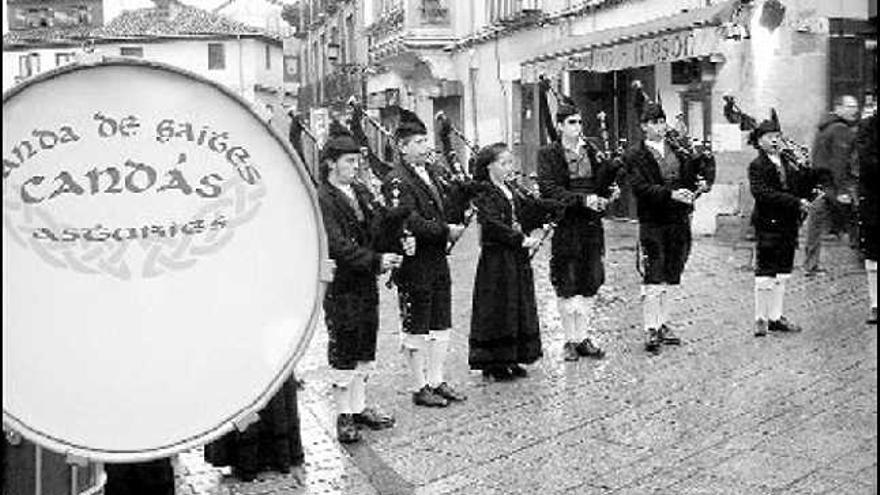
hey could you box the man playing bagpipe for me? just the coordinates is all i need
[748,111,823,336]
[537,103,621,362]
[622,99,715,354]
[381,109,468,408]
[317,126,407,443]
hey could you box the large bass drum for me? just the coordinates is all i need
[2,59,328,462]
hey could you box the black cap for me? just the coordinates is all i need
[395,107,427,141]
[748,108,782,146]
[640,102,666,123]
[556,103,580,122]
[320,120,360,163]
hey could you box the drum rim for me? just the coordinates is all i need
[2,57,329,462]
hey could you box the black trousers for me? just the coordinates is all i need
[639,221,692,285]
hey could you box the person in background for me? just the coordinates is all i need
[804,95,860,276]
[855,112,878,324]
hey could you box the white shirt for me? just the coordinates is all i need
[412,163,433,187]
[645,139,666,159]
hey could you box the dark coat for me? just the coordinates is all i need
[623,140,714,225]
[204,375,304,475]
[319,181,384,369]
[537,141,617,258]
[469,182,542,368]
[811,114,858,196]
[856,115,878,259]
[748,151,818,235]
[382,161,453,290]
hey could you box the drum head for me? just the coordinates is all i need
[2,59,326,461]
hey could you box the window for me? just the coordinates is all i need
[55,52,76,66]
[265,45,272,70]
[208,43,226,70]
[120,46,144,58]
[19,53,40,78]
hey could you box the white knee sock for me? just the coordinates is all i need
[754,276,774,321]
[769,274,788,321]
[574,296,596,339]
[350,372,367,414]
[332,384,353,415]
[558,296,578,342]
[642,285,662,331]
[426,330,450,387]
[867,260,878,309]
[659,286,671,326]
[404,347,428,391]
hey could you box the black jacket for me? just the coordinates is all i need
[623,140,714,224]
[811,114,858,195]
[748,151,818,233]
[856,115,878,259]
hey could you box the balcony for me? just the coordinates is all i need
[367,0,456,64]
[488,0,543,26]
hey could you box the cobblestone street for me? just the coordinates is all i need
[177,220,877,495]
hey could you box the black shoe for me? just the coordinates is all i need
[658,324,682,345]
[754,319,768,337]
[508,364,528,378]
[575,338,606,358]
[562,341,580,361]
[769,316,802,333]
[412,385,449,407]
[432,382,467,402]
[482,366,514,381]
[336,414,362,443]
[644,328,661,354]
[353,407,395,430]
[804,267,827,278]
[231,467,258,482]
[868,307,878,325]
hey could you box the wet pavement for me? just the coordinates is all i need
[176,220,877,494]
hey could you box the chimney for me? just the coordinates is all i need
[153,0,181,20]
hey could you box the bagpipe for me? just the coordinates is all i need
[722,95,812,171]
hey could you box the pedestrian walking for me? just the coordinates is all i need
[855,113,878,324]
[622,100,714,354]
[468,143,546,380]
[537,103,620,361]
[317,129,402,443]
[804,95,861,275]
[382,109,468,408]
[748,111,822,337]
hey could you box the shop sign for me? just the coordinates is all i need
[564,27,721,73]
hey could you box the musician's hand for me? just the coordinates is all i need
[522,236,541,250]
[609,184,621,201]
[696,178,710,194]
[584,194,600,211]
[401,235,416,256]
[448,223,466,243]
[837,193,852,205]
[671,189,695,205]
[380,253,403,272]
[799,198,812,215]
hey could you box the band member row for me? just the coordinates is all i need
[623,101,715,354]
[536,104,620,362]
[382,109,468,408]
[468,143,546,380]
[318,129,402,443]
[747,112,820,336]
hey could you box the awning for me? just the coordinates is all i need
[524,0,737,73]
